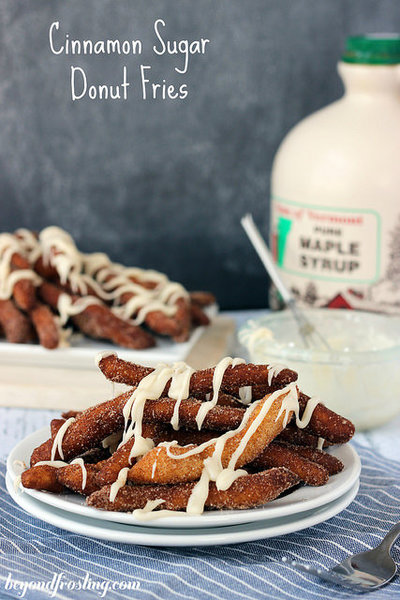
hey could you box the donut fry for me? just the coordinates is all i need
[298,393,355,443]
[87,468,299,512]
[190,291,216,307]
[96,423,166,487]
[29,303,60,349]
[128,387,297,485]
[10,253,37,312]
[0,299,35,343]
[276,425,324,448]
[39,282,155,350]
[248,442,329,486]
[280,443,344,475]
[190,302,211,327]
[97,354,298,395]
[20,355,355,521]
[57,463,102,496]
[21,465,64,493]
[30,392,248,466]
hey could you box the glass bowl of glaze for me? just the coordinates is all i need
[239,309,400,431]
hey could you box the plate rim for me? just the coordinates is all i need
[7,426,361,529]
[6,472,360,547]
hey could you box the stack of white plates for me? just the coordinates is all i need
[7,428,361,547]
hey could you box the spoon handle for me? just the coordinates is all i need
[240,214,294,304]
[377,521,400,553]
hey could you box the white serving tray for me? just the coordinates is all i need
[0,314,235,410]
[0,306,217,370]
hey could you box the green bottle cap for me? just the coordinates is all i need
[342,34,400,65]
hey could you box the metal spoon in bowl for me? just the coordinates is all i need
[241,214,331,351]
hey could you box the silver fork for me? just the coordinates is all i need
[286,521,400,592]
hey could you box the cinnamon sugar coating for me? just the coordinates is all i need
[87,468,300,512]
[21,356,355,518]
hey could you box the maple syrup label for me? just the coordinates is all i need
[268,196,400,312]
[271,198,381,284]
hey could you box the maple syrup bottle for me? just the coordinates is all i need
[270,35,400,312]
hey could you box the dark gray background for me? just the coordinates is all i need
[1,0,399,308]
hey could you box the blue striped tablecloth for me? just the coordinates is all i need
[1,441,400,600]
[1,311,400,599]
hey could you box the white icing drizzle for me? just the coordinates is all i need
[34,460,68,468]
[294,396,321,429]
[111,357,248,513]
[185,460,247,516]
[163,383,322,517]
[14,229,43,263]
[31,458,87,490]
[57,294,103,326]
[40,227,82,283]
[156,384,299,515]
[195,357,246,430]
[0,269,41,300]
[123,267,168,285]
[120,361,197,461]
[95,350,117,368]
[70,458,87,490]
[1,226,190,332]
[109,466,129,502]
[136,499,165,515]
[267,364,287,387]
[111,292,154,319]
[101,356,321,520]
[151,447,163,479]
[238,386,252,405]
[39,226,188,322]
[131,300,178,326]
[132,499,191,521]
[83,252,112,279]
[317,437,325,451]
[186,467,211,515]
[50,417,76,461]
[229,384,299,476]
[101,276,151,295]
[68,271,110,299]
[110,280,188,325]
[169,363,195,431]
[0,234,42,300]
[216,467,248,491]
[55,318,73,348]
[158,282,187,304]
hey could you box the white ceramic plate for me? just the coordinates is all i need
[0,305,217,369]
[7,427,361,529]
[6,473,359,547]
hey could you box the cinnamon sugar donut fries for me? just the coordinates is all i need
[0,227,215,349]
[18,354,355,518]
